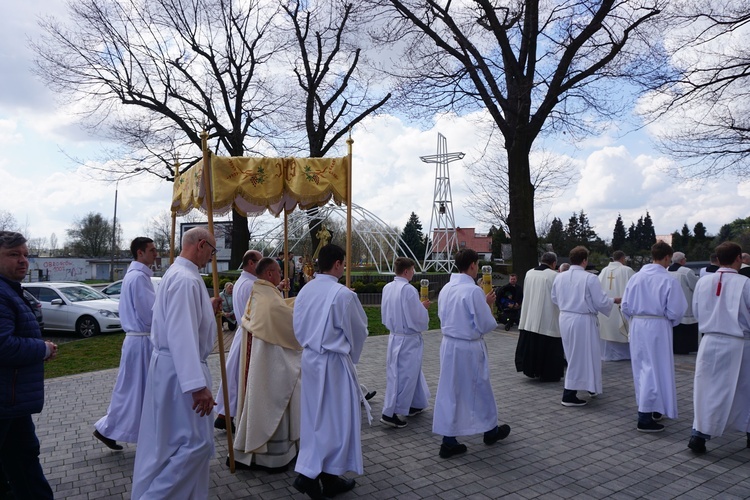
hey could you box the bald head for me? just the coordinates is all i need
[180,226,215,268]
[182,227,212,248]
[241,249,263,275]
[742,253,750,265]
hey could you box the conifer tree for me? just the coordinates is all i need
[400,212,426,260]
[612,214,627,251]
[642,212,657,248]
[546,217,566,256]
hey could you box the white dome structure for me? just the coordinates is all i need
[253,202,423,274]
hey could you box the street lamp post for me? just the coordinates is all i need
[109,179,120,282]
[109,169,142,282]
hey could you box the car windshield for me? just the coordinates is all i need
[59,286,108,302]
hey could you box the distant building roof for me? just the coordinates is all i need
[655,234,673,246]
[431,228,492,254]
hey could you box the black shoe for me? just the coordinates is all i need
[380,414,407,428]
[214,416,227,430]
[561,397,587,407]
[364,390,377,401]
[320,473,355,497]
[652,412,663,421]
[688,436,707,453]
[637,421,664,433]
[408,407,426,417]
[226,456,253,470]
[439,442,467,459]
[483,424,511,445]
[505,322,512,331]
[93,429,123,450]
[293,475,327,500]
[214,416,235,433]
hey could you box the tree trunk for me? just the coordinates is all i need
[230,207,250,270]
[506,140,539,284]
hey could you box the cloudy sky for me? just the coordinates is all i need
[3,2,750,252]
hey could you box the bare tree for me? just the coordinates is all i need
[33,0,286,267]
[27,237,48,256]
[372,0,667,278]
[641,2,750,177]
[465,134,578,234]
[49,233,58,256]
[281,1,391,250]
[0,210,19,232]
[144,211,173,255]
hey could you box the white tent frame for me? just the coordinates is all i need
[254,202,424,273]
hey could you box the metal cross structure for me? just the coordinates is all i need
[421,133,464,272]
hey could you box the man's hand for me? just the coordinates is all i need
[210,297,223,314]
[277,278,290,292]
[44,341,58,361]
[191,387,216,417]
[421,299,431,309]
[614,297,622,305]
[485,290,496,306]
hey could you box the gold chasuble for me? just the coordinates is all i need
[234,280,300,467]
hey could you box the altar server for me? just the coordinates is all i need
[131,227,221,499]
[552,246,617,407]
[688,242,750,453]
[292,244,369,499]
[433,249,510,459]
[380,257,430,428]
[94,237,157,450]
[622,241,687,433]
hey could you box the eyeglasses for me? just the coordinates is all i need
[203,240,217,256]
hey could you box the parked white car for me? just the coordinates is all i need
[22,282,122,338]
[100,277,162,300]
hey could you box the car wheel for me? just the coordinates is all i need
[76,315,100,338]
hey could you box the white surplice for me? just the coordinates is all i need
[551,265,614,394]
[433,273,499,437]
[692,268,750,437]
[95,261,155,443]
[622,264,687,418]
[293,274,369,478]
[668,265,698,325]
[519,266,560,338]
[132,257,217,500]
[598,261,635,361]
[381,276,430,417]
[216,271,256,417]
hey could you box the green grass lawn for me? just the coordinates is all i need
[45,304,442,378]
[364,303,439,335]
[44,333,125,379]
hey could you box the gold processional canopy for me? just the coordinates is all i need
[171,155,350,216]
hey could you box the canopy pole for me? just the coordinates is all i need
[283,210,289,298]
[200,130,236,473]
[170,160,180,265]
[169,210,176,265]
[346,131,353,288]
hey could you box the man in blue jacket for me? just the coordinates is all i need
[0,231,56,498]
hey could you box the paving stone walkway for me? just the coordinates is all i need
[36,328,750,499]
